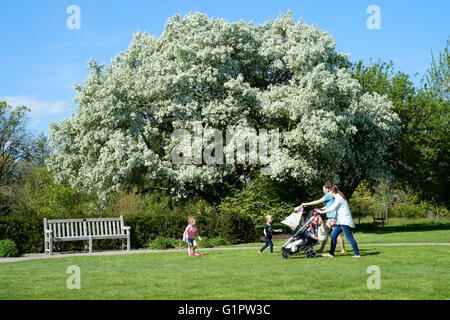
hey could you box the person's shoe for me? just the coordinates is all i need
[196,253,203,256]
[189,253,196,257]
[258,251,262,254]
[352,255,361,258]
[322,253,334,258]
[340,250,346,253]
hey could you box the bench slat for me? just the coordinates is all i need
[47,217,122,223]
[52,234,127,242]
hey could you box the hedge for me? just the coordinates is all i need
[0,210,256,254]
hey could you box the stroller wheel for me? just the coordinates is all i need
[305,248,317,259]
[281,247,290,259]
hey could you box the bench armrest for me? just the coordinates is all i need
[45,229,53,234]
[122,226,131,232]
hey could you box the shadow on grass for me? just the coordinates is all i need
[285,248,381,260]
[354,220,450,234]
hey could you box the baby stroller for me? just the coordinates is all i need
[280,209,320,259]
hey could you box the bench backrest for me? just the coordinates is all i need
[44,216,125,238]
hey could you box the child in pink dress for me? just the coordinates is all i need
[183,216,203,256]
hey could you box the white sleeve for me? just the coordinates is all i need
[324,194,342,213]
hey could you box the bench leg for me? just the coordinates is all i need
[89,237,93,254]
[44,238,48,254]
[127,231,131,252]
[84,241,88,253]
[49,237,53,256]
[121,239,125,250]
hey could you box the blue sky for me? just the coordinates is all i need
[0,0,448,136]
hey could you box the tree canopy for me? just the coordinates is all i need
[49,12,399,203]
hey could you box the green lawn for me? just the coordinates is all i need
[0,220,449,300]
[0,245,449,299]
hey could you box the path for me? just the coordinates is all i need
[1,242,449,263]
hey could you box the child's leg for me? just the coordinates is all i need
[192,240,198,253]
[186,239,195,255]
[187,243,192,255]
[318,237,328,252]
[337,234,346,252]
[306,230,318,240]
[259,237,270,252]
[269,239,274,253]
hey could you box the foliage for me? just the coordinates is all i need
[49,12,399,203]
[349,181,377,219]
[350,41,449,208]
[199,237,229,248]
[407,90,449,206]
[218,207,258,244]
[0,101,33,185]
[148,237,178,250]
[20,167,97,219]
[30,133,51,168]
[219,177,295,224]
[423,37,449,101]
[0,239,20,257]
[0,216,43,254]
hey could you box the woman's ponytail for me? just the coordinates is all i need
[331,185,346,200]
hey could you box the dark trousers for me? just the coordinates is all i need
[259,237,273,253]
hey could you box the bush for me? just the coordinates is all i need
[0,216,43,253]
[218,180,294,225]
[0,239,20,257]
[148,237,178,250]
[391,203,425,218]
[198,237,228,248]
[208,237,229,247]
[218,209,258,244]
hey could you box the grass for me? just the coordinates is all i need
[0,219,449,300]
[0,245,448,299]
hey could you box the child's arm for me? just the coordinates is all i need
[182,226,188,242]
[196,230,202,241]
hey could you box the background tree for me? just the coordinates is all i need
[0,101,33,185]
[30,133,51,168]
[423,37,449,101]
[350,38,449,208]
[49,12,399,203]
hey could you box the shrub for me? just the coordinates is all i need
[218,209,258,244]
[0,239,20,257]
[219,183,294,225]
[0,216,43,253]
[198,237,215,248]
[148,237,178,250]
[208,237,229,247]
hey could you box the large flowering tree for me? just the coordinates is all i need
[49,12,399,202]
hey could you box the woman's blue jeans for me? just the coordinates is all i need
[329,225,360,256]
[260,237,274,253]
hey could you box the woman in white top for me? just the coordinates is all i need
[318,185,360,258]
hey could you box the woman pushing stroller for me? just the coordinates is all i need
[317,185,360,258]
[296,183,346,253]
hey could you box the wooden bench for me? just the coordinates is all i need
[373,215,386,230]
[44,216,131,255]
